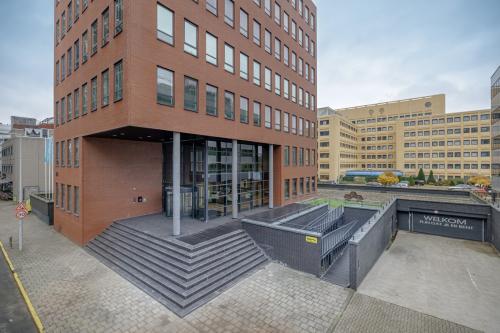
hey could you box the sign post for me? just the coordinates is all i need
[16,202,28,251]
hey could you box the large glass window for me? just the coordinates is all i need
[264,30,271,53]
[74,89,80,118]
[206,84,218,116]
[74,138,80,167]
[157,4,174,44]
[283,112,289,132]
[205,32,217,65]
[82,83,88,115]
[82,30,88,62]
[240,97,249,123]
[184,20,198,56]
[184,76,198,111]
[157,67,174,106]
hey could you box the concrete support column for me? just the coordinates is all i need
[232,139,238,219]
[173,132,181,236]
[269,144,274,209]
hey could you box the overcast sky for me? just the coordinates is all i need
[0,0,499,124]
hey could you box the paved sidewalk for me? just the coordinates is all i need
[0,201,350,333]
[332,293,480,333]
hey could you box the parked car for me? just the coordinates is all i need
[393,182,409,188]
[366,182,382,187]
[448,184,475,191]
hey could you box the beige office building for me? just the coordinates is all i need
[318,94,491,182]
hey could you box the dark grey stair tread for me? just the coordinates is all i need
[111,223,247,258]
[86,246,185,314]
[103,228,253,272]
[86,242,186,306]
[88,240,266,305]
[176,221,242,245]
[92,235,261,288]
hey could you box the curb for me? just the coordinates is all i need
[0,240,44,333]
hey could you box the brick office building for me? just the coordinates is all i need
[54,0,318,245]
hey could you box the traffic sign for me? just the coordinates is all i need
[15,202,28,219]
[16,210,27,219]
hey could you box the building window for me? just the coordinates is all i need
[184,20,198,56]
[274,38,281,59]
[102,69,109,106]
[114,0,123,34]
[205,32,218,65]
[283,79,289,99]
[157,67,174,106]
[240,97,249,123]
[61,141,66,167]
[264,0,271,16]
[274,109,281,130]
[284,179,290,200]
[157,4,174,45]
[67,139,72,167]
[284,146,290,166]
[82,30,88,62]
[253,20,260,45]
[68,2,73,29]
[184,76,198,111]
[253,101,261,126]
[102,8,110,46]
[55,142,59,166]
[67,93,73,120]
[114,60,123,101]
[224,44,234,73]
[283,112,289,132]
[253,61,261,86]
[206,84,218,116]
[74,138,80,167]
[61,183,65,208]
[265,106,272,128]
[264,67,272,91]
[206,0,217,14]
[67,48,72,76]
[74,40,80,70]
[292,148,297,166]
[274,2,281,25]
[82,83,88,115]
[91,20,98,55]
[74,186,80,215]
[292,115,297,134]
[74,89,80,118]
[274,73,281,95]
[240,53,248,80]
[61,97,65,124]
[67,185,72,211]
[239,9,248,37]
[224,0,234,27]
[224,91,235,120]
[291,83,297,102]
[264,30,272,53]
[91,77,97,111]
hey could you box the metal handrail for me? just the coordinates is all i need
[321,218,361,256]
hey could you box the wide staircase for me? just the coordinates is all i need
[86,222,268,317]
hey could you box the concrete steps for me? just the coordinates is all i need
[86,222,268,317]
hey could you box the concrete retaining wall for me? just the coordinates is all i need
[243,223,322,276]
[30,193,54,225]
[348,199,397,289]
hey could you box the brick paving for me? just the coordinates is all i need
[0,201,350,333]
[332,293,480,333]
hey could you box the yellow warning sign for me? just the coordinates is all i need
[305,236,318,244]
